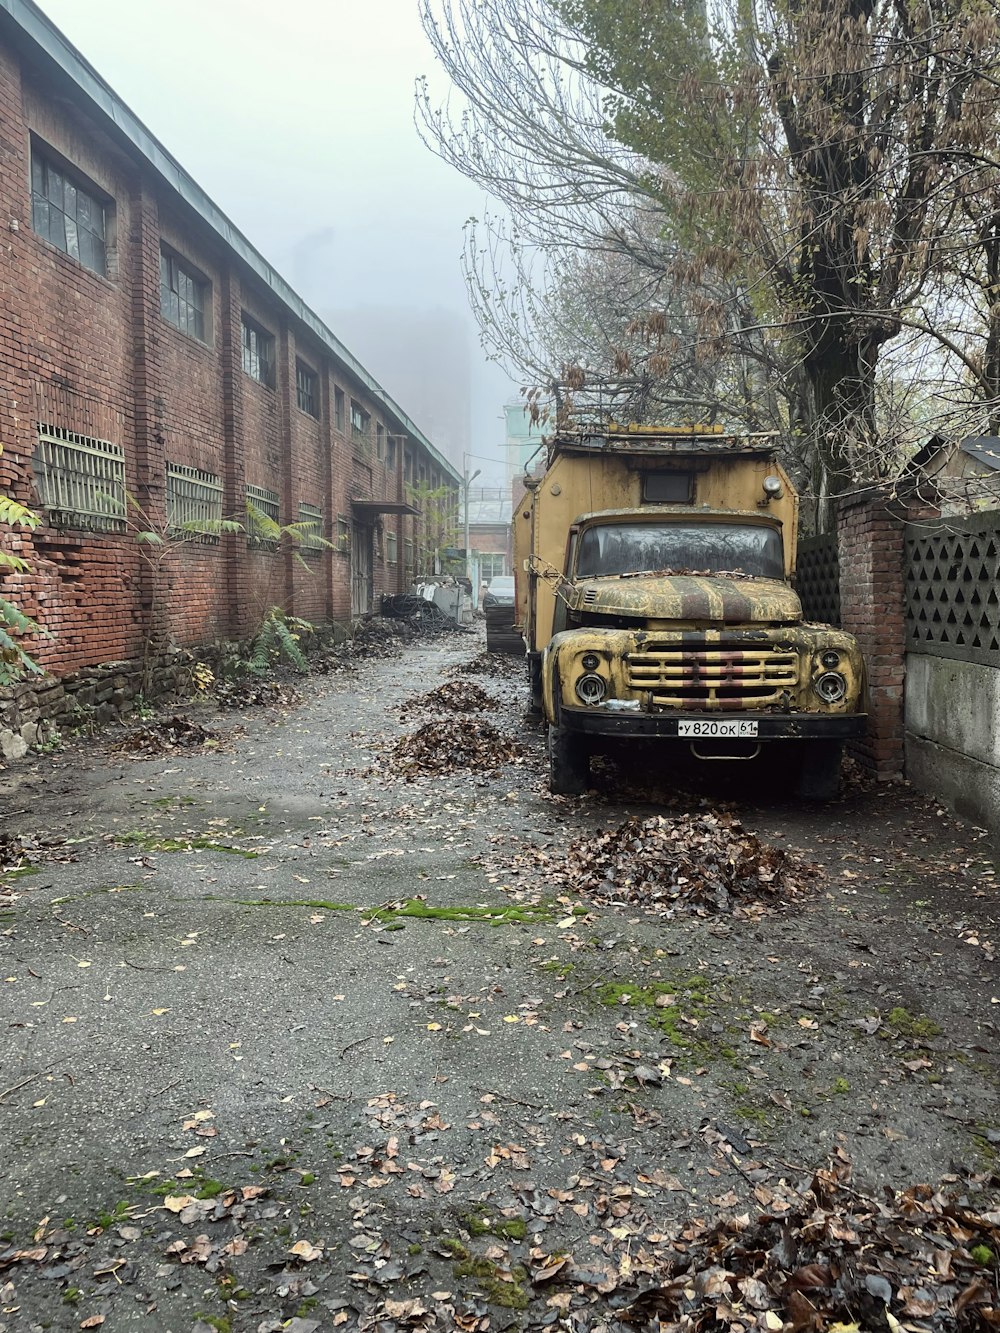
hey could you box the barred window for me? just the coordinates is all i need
[31,148,107,277]
[297,501,324,552]
[376,423,385,460]
[296,362,318,418]
[404,537,414,569]
[246,483,279,548]
[32,425,125,530]
[242,315,274,387]
[334,388,345,432]
[386,530,398,564]
[160,249,207,341]
[166,463,223,535]
[387,435,397,471]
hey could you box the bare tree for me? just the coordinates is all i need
[419,0,1000,518]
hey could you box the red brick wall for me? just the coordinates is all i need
[0,32,453,684]
[836,492,907,778]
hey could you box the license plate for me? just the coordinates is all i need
[678,719,759,738]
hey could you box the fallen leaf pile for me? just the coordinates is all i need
[452,652,525,680]
[113,715,221,757]
[520,812,816,916]
[394,719,522,775]
[400,680,495,716]
[617,1153,1000,1332]
[213,679,301,711]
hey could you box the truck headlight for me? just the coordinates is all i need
[581,652,600,671]
[575,673,607,705]
[815,671,847,703]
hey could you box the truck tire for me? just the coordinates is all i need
[796,740,844,801]
[548,724,590,795]
[527,655,543,716]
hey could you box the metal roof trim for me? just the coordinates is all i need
[0,0,460,484]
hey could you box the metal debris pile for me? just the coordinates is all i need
[113,715,221,757]
[381,594,469,636]
[394,719,521,775]
[452,652,525,680]
[400,680,495,716]
[523,812,816,916]
[616,1153,1000,1332]
[213,679,301,711]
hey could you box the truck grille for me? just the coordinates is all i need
[627,641,799,709]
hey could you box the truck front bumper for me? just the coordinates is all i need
[558,707,867,740]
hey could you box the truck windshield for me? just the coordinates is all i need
[576,522,784,579]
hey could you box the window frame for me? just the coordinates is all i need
[30,142,108,278]
[296,361,319,418]
[160,247,209,343]
[334,388,345,432]
[241,314,275,388]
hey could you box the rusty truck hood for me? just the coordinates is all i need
[567,574,802,624]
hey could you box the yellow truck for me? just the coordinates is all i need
[513,424,865,797]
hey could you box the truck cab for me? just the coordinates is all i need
[514,426,866,797]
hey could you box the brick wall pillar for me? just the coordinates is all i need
[220,268,248,637]
[836,489,906,778]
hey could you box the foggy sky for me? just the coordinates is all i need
[35,0,516,481]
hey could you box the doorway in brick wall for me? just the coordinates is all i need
[351,522,373,616]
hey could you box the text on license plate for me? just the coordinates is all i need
[678,720,759,738]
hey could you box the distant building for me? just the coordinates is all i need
[504,403,544,489]
[327,306,472,475]
[466,487,512,584]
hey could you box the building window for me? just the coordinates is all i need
[350,400,370,451]
[296,362,319,418]
[166,463,223,535]
[404,537,414,571]
[336,515,351,553]
[480,553,506,581]
[241,315,274,387]
[386,530,398,565]
[31,147,107,276]
[376,423,385,461]
[297,501,324,552]
[387,435,397,471]
[32,425,125,530]
[160,249,207,341]
[334,388,345,432]
[246,482,280,547]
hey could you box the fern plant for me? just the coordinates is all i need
[0,484,44,686]
[246,501,333,566]
[248,608,313,675]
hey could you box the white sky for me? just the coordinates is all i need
[35,0,516,473]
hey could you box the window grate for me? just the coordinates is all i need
[33,424,126,530]
[297,501,324,552]
[166,463,223,536]
[246,483,279,548]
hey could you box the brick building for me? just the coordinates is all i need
[0,0,459,689]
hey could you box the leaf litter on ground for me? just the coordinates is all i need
[394,719,522,776]
[506,811,818,917]
[399,680,496,717]
[112,715,222,757]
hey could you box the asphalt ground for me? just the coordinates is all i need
[0,629,998,1332]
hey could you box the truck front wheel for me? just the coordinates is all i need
[796,740,844,801]
[548,724,590,795]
